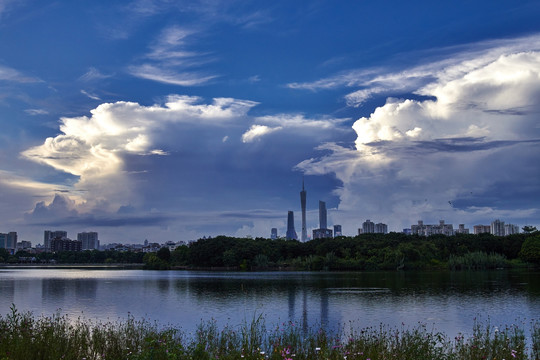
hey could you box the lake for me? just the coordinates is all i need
[0,268,539,338]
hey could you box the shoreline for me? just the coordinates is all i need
[0,263,144,269]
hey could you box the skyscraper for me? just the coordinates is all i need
[319,201,327,230]
[286,211,298,240]
[313,201,332,239]
[77,232,99,250]
[300,179,307,242]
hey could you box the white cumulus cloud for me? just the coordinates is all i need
[242,124,282,143]
[241,114,350,142]
[22,95,258,212]
[297,47,540,233]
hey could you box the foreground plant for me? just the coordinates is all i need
[0,306,538,360]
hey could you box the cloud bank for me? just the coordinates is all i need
[22,95,258,215]
[297,49,540,232]
[288,35,540,107]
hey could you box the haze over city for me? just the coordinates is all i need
[1,1,540,244]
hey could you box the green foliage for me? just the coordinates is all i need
[522,225,538,234]
[519,235,540,265]
[253,254,270,269]
[0,307,538,360]
[171,245,190,266]
[143,253,170,270]
[28,249,144,265]
[0,248,9,262]
[178,232,533,271]
[157,247,171,262]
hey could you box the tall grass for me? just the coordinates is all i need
[1,306,539,359]
[448,251,508,270]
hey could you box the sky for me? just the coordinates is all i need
[1,0,540,244]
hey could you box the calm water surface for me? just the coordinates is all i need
[1,268,539,337]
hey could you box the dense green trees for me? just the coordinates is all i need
[3,249,144,265]
[519,235,540,265]
[3,232,537,271]
[158,232,537,270]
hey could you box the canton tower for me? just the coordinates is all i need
[300,178,307,242]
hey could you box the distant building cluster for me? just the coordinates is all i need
[0,232,18,254]
[270,181,526,240]
[410,220,457,236]
[1,227,188,259]
[358,220,388,235]
[275,181,390,241]
[473,219,520,236]
[101,239,186,253]
[44,230,99,252]
[406,219,520,237]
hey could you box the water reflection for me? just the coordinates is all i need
[42,279,66,301]
[0,269,538,338]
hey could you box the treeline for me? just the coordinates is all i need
[146,232,540,270]
[0,249,144,265]
[2,232,538,270]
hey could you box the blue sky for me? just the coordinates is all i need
[1,0,540,244]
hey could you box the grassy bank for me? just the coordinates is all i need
[1,306,539,360]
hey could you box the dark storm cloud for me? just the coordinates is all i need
[27,213,174,228]
[365,138,540,154]
[219,210,285,220]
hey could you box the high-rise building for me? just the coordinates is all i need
[77,232,99,250]
[411,220,453,236]
[313,228,333,239]
[51,238,82,252]
[6,232,17,250]
[473,225,491,234]
[44,230,68,251]
[312,201,332,239]
[491,219,505,236]
[374,223,388,234]
[0,233,7,250]
[300,179,307,242]
[319,201,327,230]
[0,232,17,253]
[455,224,469,234]
[333,225,342,237]
[504,223,520,236]
[271,228,278,240]
[362,220,375,234]
[286,211,298,240]
[17,241,32,250]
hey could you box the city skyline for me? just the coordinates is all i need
[1,213,527,252]
[0,1,539,244]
